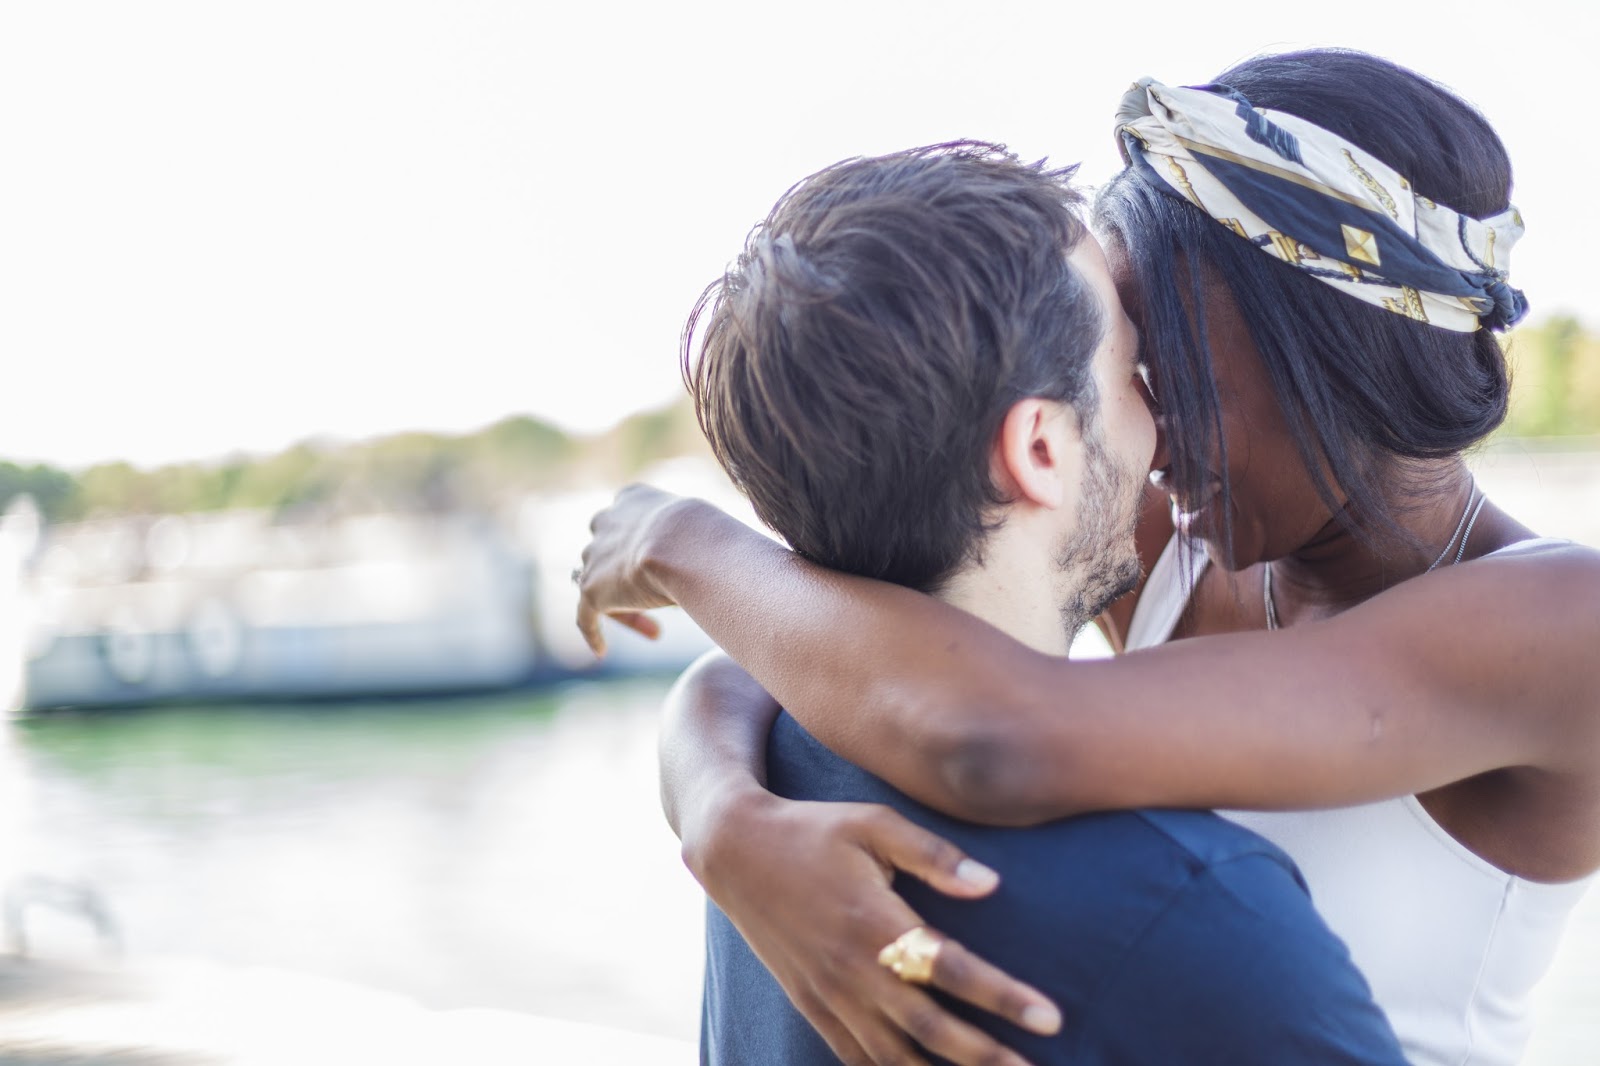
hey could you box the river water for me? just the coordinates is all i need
[2,680,1596,1062]
[1,682,707,1045]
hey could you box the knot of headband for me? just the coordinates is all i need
[1115,77,1528,333]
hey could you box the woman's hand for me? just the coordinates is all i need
[574,484,699,655]
[695,788,1062,1066]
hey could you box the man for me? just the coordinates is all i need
[578,143,1405,1064]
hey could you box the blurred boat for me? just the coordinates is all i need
[0,448,800,704]
[18,510,548,709]
[5,458,775,711]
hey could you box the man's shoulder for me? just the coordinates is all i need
[733,714,1403,1065]
[1071,849,1406,1065]
[767,710,1294,874]
[765,710,1312,979]
[1132,807,1299,877]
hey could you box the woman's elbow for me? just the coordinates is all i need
[922,710,1081,826]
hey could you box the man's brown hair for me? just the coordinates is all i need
[683,141,1104,592]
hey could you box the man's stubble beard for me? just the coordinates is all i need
[1054,420,1144,639]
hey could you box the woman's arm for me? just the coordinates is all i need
[583,487,1600,825]
[657,650,1062,1066]
[658,650,780,862]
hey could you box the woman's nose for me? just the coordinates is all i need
[1148,413,1171,474]
[1135,375,1170,472]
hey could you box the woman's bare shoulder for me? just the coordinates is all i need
[1342,536,1600,724]
[1360,536,1600,628]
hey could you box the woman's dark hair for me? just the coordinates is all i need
[1093,48,1514,562]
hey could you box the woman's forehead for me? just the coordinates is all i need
[1094,233,1144,316]
[1066,235,1129,322]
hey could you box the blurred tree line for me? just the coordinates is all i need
[3,318,1595,525]
[1,403,709,524]
[1502,316,1600,437]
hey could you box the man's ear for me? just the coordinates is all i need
[992,397,1083,511]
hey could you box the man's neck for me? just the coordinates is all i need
[936,553,1076,657]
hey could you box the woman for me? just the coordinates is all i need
[577,50,1600,1066]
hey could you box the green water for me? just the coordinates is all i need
[3,683,707,1041]
[4,685,1597,1061]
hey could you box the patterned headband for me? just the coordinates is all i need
[1114,77,1528,333]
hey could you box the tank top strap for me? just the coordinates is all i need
[1125,535,1209,652]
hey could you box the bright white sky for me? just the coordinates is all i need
[3,0,1594,469]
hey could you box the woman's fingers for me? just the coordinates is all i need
[707,798,1046,1066]
[574,596,607,658]
[572,484,691,658]
[878,978,1036,1066]
[859,807,1000,898]
[797,976,937,1066]
[928,937,1061,1037]
[573,586,661,654]
[791,967,930,1066]
[853,808,1062,1043]
[841,873,1044,1065]
[847,1009,932,1066]
[609,610,661,640]
[794,998,876,1066]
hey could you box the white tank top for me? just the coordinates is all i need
[1125,535,1593,1066]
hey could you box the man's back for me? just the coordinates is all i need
[702,712,1405,1065]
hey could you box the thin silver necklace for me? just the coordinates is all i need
[1264,481,1486,631]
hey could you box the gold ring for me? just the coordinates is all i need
[876,926,942,985]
